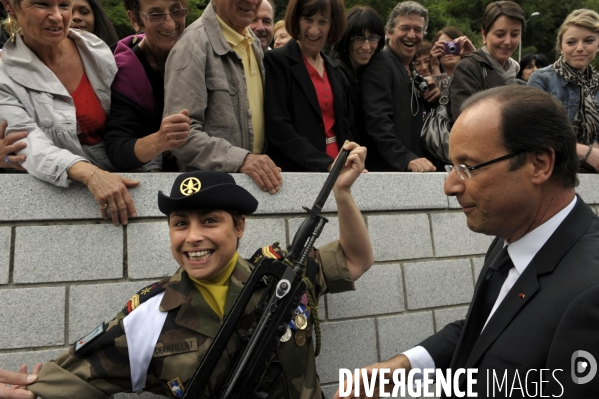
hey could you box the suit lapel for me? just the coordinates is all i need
[287,39,322,116]
[460,196,593,371]
[384,48,411,87]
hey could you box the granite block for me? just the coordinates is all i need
[289,217,339,248]
[404,259,474,310]
[431,213,493,257]
[327,264,404,319]
[434,307,469,332]
[577,174,599,205]
[447,195,460,209]
[368,214,433,261]
[0,349,65,371]
[0,227,9,285]
[319,295,326,320]
[0,287,65,349]
[69,281,156,342]
[238,218,286,258]
[127,221,179,279]
[377,312,435,360]
[14,225,123,283]
[316,318,378,384]
[471,257,486,282]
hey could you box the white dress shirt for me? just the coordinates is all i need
[404,196,577,374]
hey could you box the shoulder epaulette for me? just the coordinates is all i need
[249,242,285,266]
[121,281,165,316]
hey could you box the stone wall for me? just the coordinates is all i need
[1,172,598,398]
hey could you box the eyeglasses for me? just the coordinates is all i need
[140,7,188,24]
[351,35,381,45]
[445,151,523,179]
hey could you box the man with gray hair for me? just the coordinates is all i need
[359,1,437,172]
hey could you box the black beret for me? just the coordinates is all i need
[158,171,258,215]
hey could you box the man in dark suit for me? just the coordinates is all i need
[335,85,599,398]
[359,1,438,172]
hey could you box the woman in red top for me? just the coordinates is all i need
[263,0,353,172]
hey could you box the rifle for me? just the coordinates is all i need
[183,148,350,399]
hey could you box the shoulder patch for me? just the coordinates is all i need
[74,322,106,353]
[121,282,165,316]
[249,242,285,266]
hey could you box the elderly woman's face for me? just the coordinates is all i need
[13,0,73,49]
[136,0,186,52]
[297,7,331,56]
[560,25,599,72]
[70,0,94,33]
[169,210,245,281]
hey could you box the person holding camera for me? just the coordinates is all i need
[359,1,436,172]
[430,27,475,79]
[449,1,525,122]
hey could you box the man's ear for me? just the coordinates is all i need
[236,215,246,239]
[530,149,555,185]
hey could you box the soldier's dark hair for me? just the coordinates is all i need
[462,86,579,188]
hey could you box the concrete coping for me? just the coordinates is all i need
[1,172,598,222]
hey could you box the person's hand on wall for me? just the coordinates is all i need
[408,158,436,172]
[0,121,27,171]
[239,153,283,194]
[67,162,140,226]
[0,363,42,399]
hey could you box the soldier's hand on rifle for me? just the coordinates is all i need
[333,142,367,193]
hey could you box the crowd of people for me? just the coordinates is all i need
[0,0,598,224]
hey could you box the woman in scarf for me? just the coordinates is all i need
[528,9,599,172]
[449,1,525,122]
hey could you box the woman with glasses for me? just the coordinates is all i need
[528,9,599,173]
[70,0,119,46]
[263,0,353,172]
[0,0,139,226]
[449,1,525,122]
[330,6,384,147]
[103,0,191,172]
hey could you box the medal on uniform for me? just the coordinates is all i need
[280,326,292,342]
[168,377,185,398]
[295,313,308,330]
[295,330,306,347]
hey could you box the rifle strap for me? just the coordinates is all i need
[302,276,321,357]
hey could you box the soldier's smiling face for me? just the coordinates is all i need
[169,210,245,280]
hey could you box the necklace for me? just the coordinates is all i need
[143,40,165,77]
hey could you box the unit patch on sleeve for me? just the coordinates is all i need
[121,281,165,316]
[74,323,107,353]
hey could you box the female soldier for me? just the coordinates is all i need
[0,142,373,399]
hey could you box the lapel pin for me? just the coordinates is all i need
[519,293,525,299]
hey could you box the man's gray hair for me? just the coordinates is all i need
[385,1,429,35]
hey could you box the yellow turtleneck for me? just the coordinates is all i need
[189,252,239,319]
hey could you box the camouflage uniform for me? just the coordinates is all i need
[29,240,354,399]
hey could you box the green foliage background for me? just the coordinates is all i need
[97,0,599,67]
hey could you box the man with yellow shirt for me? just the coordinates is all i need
[163,0,282,194]
[0,142,373,399]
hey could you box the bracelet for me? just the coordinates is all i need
[83,169,97,186]
[583,145,593,162]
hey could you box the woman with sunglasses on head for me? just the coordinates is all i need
[528,9,599,172]
[70,0,118,46]
[330,6,384,149]
[449,1,525,122]
[103,0,191,172]
[263,0,353,172]
[0,0,139,225]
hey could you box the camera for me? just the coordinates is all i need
[444,40,461,55]
[412,70,429,93]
